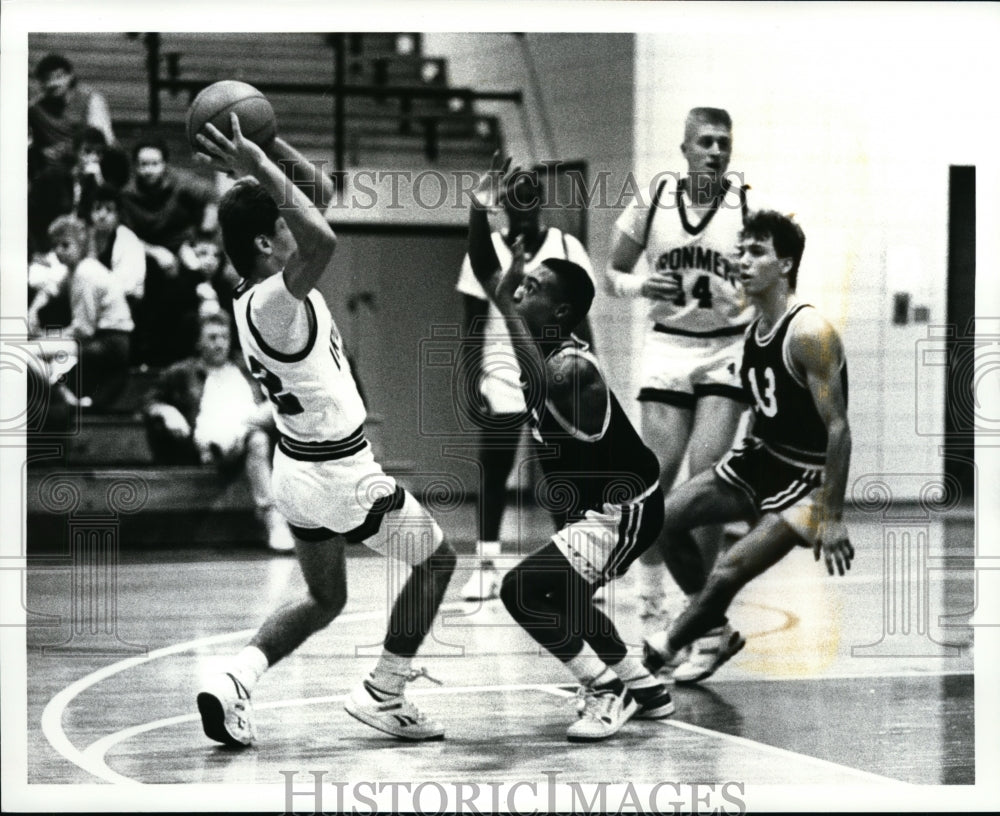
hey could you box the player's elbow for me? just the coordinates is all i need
[302,238,336,279]
[312,228,338,263]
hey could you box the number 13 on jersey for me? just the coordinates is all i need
[748,366,778,417]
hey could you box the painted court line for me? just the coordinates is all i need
[657,717,908,786]
[41,607,398,785]
[84,682,914,787]
[40,627,259,786]
[42,603,969,785]
[81,683,591,784]
[42,601,509,784]
[537,682,909,785]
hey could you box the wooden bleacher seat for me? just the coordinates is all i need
[25,372,413,548]
[29,31,502,171]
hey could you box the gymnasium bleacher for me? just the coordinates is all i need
[28,32,503,171]
[25,32,503,551]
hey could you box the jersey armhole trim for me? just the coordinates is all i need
[781,304,825,389]
[246,290,318,363]
[544,347,612,442]
[641,179,668,248]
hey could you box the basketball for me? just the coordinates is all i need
[186,80,277,153]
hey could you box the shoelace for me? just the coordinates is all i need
[691,628,725,656]
[571,685,618,719]
[392,666,444,686]
[383,667,444,724]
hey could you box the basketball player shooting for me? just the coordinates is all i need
[189,111,456,746]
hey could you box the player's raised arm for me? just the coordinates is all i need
[267,136,337,215]
[790,310,854,576]
[196,113,336,299]
[467,157,533,320]
[467,154,512,298]
[468,155,547,390]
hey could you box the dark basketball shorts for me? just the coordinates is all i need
[551,481,665,585]
[715,437,825,546]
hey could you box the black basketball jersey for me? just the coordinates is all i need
[526,339,661,518]
[741,303,848,466]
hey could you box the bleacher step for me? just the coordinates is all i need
[31,32,503,172]
[26,459,417,516]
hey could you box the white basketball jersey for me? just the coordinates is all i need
[617,177,753,335]
[233,274,366,445]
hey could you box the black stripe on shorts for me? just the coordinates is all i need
[288,484,407,544]
[693,383,749,403]
[637,387,695,409]
[279,425,368,462]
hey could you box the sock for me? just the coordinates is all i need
[613,656,661,689]
[565,644,611,686]
[367,651,412,698]
[230,645,269,692]
[476,540,501,565]
[590,667,624,693]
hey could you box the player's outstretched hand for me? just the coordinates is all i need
[194,112,267,178]
[814,519,854,576]
[472,151,516,210]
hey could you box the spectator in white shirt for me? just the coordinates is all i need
[142,311,294,552]
[88,183,146,311]
[28,214,133,409]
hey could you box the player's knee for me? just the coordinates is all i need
[685,449,716,477]
[661,498,690,532]
[245,430,270,461]
[309,582,348,623]
[499,568,522,617]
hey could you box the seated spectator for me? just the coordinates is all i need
[179,229,242,340]
[120,136,220,367]
[87,183,146,318]
[28,53,116,180]
[27,250,73,330]
[27,215,133,410]
[120,135,218,266]
[29,125,109,258]
[142,312,295,552]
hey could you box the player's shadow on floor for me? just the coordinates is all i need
[670,682,744,733]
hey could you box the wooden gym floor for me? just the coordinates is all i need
[20,503,977,802]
